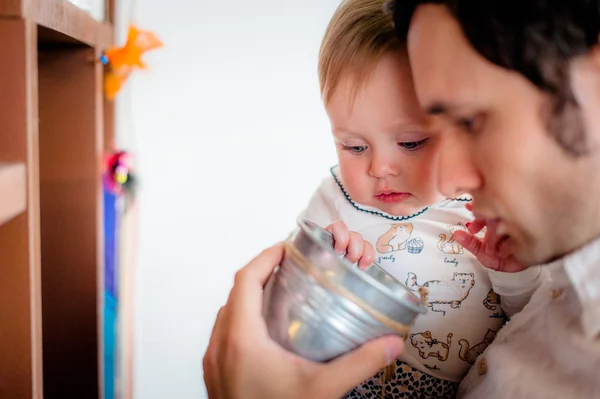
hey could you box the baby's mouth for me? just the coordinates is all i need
[374,192,411,203]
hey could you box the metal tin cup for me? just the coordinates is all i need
[262,219,427,362]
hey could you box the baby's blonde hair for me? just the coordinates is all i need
[318,0,402,105]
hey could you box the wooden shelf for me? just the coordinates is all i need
[0,163,27,226]
[38,46,104,398]
[0,0,117,394]
[0,0,113,47]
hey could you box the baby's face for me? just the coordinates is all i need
[326,51,444,216]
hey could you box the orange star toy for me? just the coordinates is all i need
[101,24,163,99]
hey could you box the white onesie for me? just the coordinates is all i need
[301,166,543,384]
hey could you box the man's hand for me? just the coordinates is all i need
[453,203,528,273]
[203,243,404,399]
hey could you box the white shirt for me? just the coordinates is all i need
[459,235,600,398]
[301,167,543,383]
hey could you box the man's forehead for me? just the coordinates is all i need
[407,4,478,113]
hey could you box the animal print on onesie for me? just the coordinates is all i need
[301,167,543,397]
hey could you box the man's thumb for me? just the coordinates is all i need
[317,336,404,397]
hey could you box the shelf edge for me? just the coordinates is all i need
[0,0,113,48]
[0,163,27,226]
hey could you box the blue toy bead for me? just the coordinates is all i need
[100,54,109,65]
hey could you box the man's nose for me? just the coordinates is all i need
[437,131,481,198]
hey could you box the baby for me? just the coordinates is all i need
[300,0,543,397]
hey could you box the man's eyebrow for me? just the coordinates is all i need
[425,102,452,115]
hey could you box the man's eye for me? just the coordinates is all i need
[343,145,367,154]
[458,118,474,129]
[456,115,483,132]
[398,139,427,151]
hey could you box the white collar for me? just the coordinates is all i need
[329,165,470,220]
[560,236,600,338]
[329,165,429,221]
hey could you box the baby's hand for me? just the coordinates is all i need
[326,221,375,270]
[453,203,527,273]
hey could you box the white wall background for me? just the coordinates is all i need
[115,1,342,398]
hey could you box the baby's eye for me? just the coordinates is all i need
[398,139,427,151]
[343,145,367,154]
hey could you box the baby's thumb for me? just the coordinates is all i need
[453,231,482,257]
[316,336,404,398]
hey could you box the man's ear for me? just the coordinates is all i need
[589,36,600,69]
[570,40,600,151]
[570,45,600,104]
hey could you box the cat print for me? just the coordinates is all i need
[409,331,453,361]
[376,223,413,253]
[438,222,468,255]
[483,288,501,311]
[458,329,498,365]
[406,272,476,315]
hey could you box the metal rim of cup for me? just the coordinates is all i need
[296,218,427,315]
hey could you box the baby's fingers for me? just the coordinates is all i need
[454,231,501,270]
[453,230,482,257]
[357,241,375,270]
[467,219,486,234]
[325,222,374,269]
[326,221,350,255]
[345,232,366,265]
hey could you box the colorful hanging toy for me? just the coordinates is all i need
[103,151,136,197]
[100,24,163,99]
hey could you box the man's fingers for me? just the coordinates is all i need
[315,336,404,398]
[203,306,227,399]
[234,242,284,288]
[207,306,226,348]
[209,243,284,397]
[230,243,285,319]
[202,364,218,399]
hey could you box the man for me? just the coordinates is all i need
[203,1,600,397]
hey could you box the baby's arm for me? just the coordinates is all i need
[453,217,543,317]
[486,267,543,318]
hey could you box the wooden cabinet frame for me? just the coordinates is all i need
[0,1,115,397]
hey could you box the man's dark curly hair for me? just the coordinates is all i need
[388,0,600,155]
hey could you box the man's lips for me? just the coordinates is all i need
[468,203,508,237]
[470,209,495,220]
[374,192,411,203]
[472,216,507,237]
